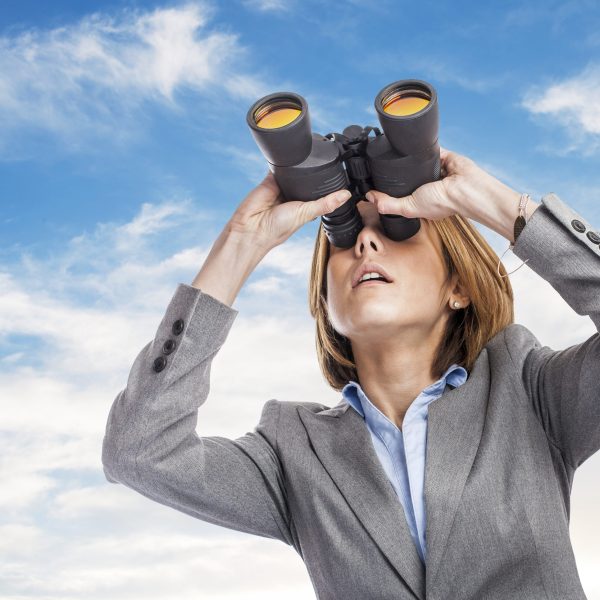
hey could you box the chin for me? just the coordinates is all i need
[351,314,404,336]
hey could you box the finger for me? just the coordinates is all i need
[440,145,456,167]
[439,146,458,177]
[252,171,283,207]
[365,190,417,218]
[303,189,352,222]
[260,171,280,194]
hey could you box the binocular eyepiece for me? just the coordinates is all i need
[246,79,441,249]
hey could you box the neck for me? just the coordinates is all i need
[350,322,445,429]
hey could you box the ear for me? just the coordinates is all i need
[449,275,471,309]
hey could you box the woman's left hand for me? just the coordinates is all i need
[364,146,497,221]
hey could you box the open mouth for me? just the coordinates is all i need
[355,278,391,287]
[351,264,394,288]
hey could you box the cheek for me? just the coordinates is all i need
[325,265,347,327]
[403,263,448,308]
[383,244,446,304]
[326,268,339,306]
[326,256,345,296]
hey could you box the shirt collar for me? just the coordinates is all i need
[341,363,469,428]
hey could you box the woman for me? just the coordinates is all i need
[102,147,600,599]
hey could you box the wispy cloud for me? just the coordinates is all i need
[521,61,600,156]
[242,0,292,12]
[0,2,269,153]
[352,52,512,94]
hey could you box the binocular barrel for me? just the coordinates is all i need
[246,79,441,249]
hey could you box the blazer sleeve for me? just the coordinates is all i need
[504,192,600,470]
[101,283,294,546]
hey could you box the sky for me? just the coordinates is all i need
[0,0,599,598]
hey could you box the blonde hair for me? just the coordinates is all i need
[308,214,515,391]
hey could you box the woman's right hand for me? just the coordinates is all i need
[363,146,519,224]
[226,171,352,251]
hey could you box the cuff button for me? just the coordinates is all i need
[571,219,586,233]
[153,355,167,372]
[162,339,176,354]
[172,318,184,336]
[586,231,600,244]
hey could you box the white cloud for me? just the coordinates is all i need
[0,528,312,599]
[119,201,190,239]
[242,0,292,12]
[356,53,511,94]
[0,2,270,153]
[521,62,600,156]
[0,524,49,556]
[0,469,59,514]
[213,144,269,183]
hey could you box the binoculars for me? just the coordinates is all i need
[246,79,441,249]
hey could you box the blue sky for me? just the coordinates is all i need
[2,0,599,259]
[1,1,599,598]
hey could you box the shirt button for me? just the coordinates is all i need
[172,318,184,336]
[586,230,600,244]
[162,339,176,355]
[571,219,586,233]
[153,355,167,372]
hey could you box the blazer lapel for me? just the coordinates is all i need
[297,399,426,600]
[423,347,490,589]
[296,347,490,597]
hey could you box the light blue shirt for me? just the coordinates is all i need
[341,363,469,564]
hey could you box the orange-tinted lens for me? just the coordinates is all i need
[256,107,302,129]
[383,95,430,116]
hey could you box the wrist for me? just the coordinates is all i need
[458,175,540,242]
[223,221,275,256]
[190,227,269,307]
[223,225,273,257]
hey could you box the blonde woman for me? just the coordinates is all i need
[102,147,599,599]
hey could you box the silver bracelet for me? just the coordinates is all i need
[497,193,531,278]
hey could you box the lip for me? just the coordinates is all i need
[351,261,394,289]
[354,280,390,289]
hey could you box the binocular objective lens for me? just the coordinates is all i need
[255,103,302,129]
[383,93,430,116]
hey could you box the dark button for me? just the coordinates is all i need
[586,230,600,244]
[571,219,586,233]
[162,339,176,354]
[153,355,167,372]
[172,318,184,336]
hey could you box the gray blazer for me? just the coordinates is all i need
[102,192,600,600]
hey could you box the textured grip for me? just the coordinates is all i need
[433,156,441,180]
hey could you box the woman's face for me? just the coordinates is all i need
[326,200,455,343]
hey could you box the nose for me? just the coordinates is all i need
[353,217,387,257]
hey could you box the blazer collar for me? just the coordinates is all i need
[297,348,490,600]
[340,362,469,430]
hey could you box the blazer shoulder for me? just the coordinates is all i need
[481,323,543,367]
[269,398,346,421]
[499,323,546,368]
[502,322,541,345]
[269,398,335,413]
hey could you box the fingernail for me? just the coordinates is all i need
[336,190,352,202]
[365,192,374,202]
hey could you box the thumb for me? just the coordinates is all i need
[365,190,417,218]
[304,189,352,222]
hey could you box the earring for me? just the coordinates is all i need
[452,301,461,309]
